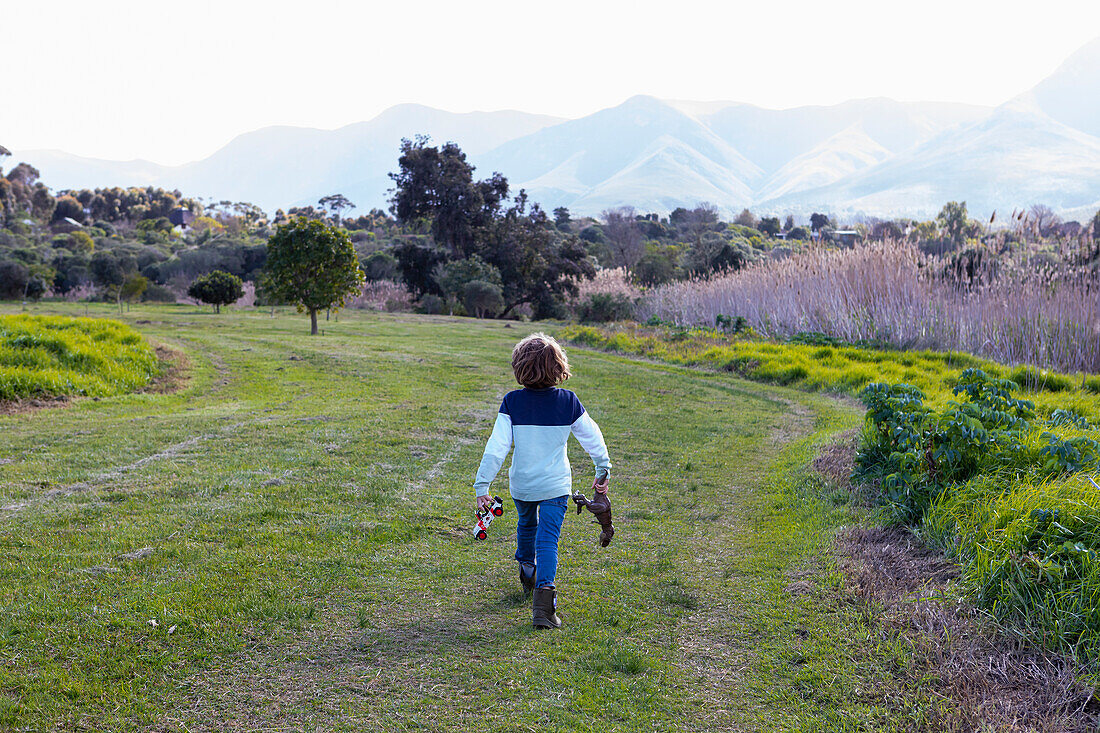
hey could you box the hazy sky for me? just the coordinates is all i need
[4,0,1100,165]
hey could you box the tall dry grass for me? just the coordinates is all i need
[640,241,1100,373]
[572,267,636,302]
[348,280,414,312]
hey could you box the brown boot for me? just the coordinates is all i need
[532,586,561,629]
[519,562,535,595]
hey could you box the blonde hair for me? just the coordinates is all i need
[511,332,571,389]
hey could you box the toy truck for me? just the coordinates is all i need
[472,496,505,540]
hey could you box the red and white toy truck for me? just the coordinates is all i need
[472,496,505,540]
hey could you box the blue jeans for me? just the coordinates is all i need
[513,495,567,589]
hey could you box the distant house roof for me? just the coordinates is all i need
[169,207,195,227]
[62,217,83,227]
[833,230,860,235]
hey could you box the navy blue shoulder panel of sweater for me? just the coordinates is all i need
[501,387,585,426]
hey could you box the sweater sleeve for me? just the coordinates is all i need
[473,407,513,496]
[571,408,611,478]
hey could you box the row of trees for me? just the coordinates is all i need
[3,142,1099,331]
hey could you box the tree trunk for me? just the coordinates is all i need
[498,299,526,319]
[215,303,220,314]
[310,309,318,335]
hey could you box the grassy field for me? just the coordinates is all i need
[0,304,965,731]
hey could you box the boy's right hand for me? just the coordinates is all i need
[476,494,495,513]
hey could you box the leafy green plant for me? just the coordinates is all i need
[1049,409,1095,430]
[854,369,1100,663]
[788,331,843,347]
[950,368,1035,429]
[715,314,748,333]
[854,383,932,522]
[855,370,1038,522]
[1038,432,1100,475]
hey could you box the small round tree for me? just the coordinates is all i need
[188,270,244,313]
[263,217,364,334]
[463,280,503,318]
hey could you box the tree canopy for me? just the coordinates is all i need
[263,217,364,334]
[188,270,244,313]
[389,136,509,258]
[388,140,594,318]
[937,201,972,245]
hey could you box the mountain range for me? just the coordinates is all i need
[12,36,1100,221]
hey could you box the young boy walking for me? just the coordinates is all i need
[474,333,612,629]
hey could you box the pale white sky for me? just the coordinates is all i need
[3,0,1099,165]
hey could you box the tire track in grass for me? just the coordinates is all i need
[0,419,270,507]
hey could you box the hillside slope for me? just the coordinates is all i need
[11,36,1100,218]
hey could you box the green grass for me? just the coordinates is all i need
[0,314,160,400]
[564,322,1100,674]
[919,442,1100,667]
[562,323,1100,417]
[0,303,966,730]
[924,472,1100,665]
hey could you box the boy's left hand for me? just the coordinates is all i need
[475,494,495,512]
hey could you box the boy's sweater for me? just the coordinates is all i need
[474,387,611,502]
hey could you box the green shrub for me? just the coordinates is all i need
[576,294,635,323]
[188,270,243,313]
[1038,432,1100,475]
[854,370,1037,521]
[855,369,1100,662]
[142,283,178,303]
[1050,409,1094,430]
[416,294,444,315]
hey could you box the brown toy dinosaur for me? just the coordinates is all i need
[572,477,614,547]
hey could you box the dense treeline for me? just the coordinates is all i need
[0,150,269,303]
[2,142,1097,319]
[0,150,398,307]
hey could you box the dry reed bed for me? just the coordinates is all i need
[639,242,1100,373]
[348,279,414,312]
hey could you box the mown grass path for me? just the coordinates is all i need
[1,305,938,731]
